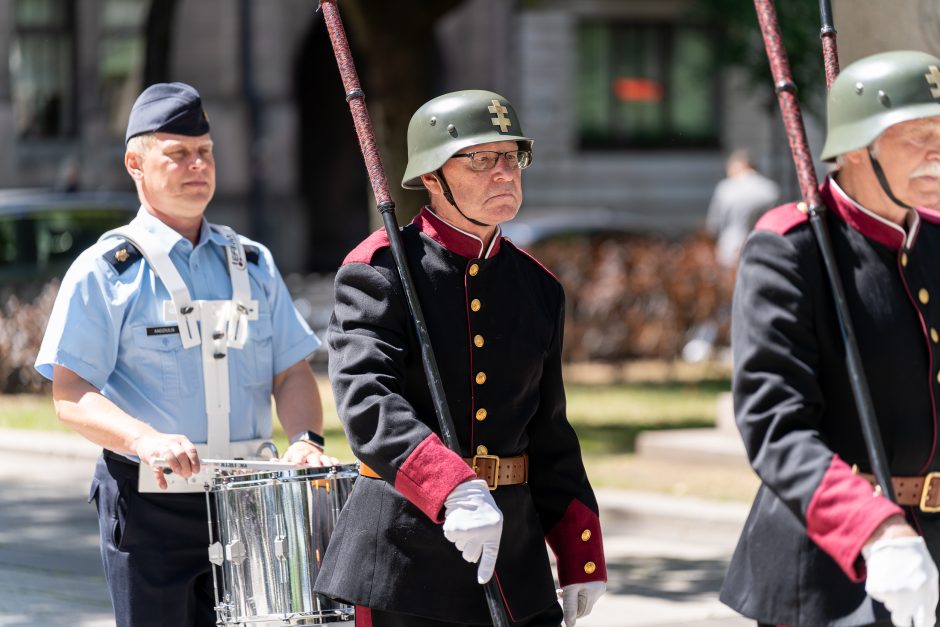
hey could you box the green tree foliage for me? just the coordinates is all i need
[689,0,827,115]
[340,0,462,223]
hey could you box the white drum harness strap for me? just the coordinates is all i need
[101,223,266,477]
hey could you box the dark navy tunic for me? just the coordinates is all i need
[721,176,940,626]
[315,208,606,623]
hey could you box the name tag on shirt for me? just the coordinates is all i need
[146,325,180,336]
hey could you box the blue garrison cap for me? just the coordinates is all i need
[125,82,210,145]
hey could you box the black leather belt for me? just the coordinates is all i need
[103,449,139,467]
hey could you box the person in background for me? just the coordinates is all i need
[706,148,780,269]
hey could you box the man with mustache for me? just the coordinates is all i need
[721,51,940,627]
[35,82,334,626]
[315,90,607,626]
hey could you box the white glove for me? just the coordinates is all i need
[559,581,606,627]
[865,536,939,627]
[442,479,503,584]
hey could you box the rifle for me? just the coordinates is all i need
[752,0,895,501]
[318,1,511,623]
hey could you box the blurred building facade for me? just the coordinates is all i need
[0,0,934,273]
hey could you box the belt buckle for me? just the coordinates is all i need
[472,454,500,491]
[920,472,940,512]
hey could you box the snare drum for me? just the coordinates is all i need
[206,464,357,625]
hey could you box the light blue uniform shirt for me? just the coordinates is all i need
[35,208,321,444]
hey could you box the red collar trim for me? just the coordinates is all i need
[825,177,909,250]
[413,207,502,259]
[916,205,940,227]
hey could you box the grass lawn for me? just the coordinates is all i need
[565,378,759,501]
[566,381,723,454]
[0,367,760,501]
[0,388,354,464]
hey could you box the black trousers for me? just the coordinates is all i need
[358,602,565,626]
[90,454,215,627]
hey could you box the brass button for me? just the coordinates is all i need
[475,408,488,421]
[468,263,479,277]
[921,289,930,304]
[474,335,485,348]
[583,561,596,575]
[476,445,488,456]
[581,529,592,542]
[932,328,939,343]
[936,370,940,385]
[902,252,909,267]
[470,299,482,312]
[475,372,487,385]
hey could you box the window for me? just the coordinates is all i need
[577,22,720,149]
[100,0,148,138]
[10,0,76,139]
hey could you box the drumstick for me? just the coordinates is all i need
[201,459,303,471]
[150,458,305,473]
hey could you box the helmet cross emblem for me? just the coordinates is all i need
[926,65,940,99]
[488,99,512,132]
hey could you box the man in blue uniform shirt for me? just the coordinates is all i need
[35,82,334,626]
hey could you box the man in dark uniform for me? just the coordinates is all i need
[315,90,607,626]
[721,51,940,627]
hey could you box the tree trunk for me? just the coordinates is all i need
[143,0,179,86]
[341,0,462,225]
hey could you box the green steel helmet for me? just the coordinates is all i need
[821,50,940,161]
[402,89,533,189]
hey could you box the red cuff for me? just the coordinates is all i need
[355,606,372,627]
[394,433,475,522]
[806,454,904,582]
[545,499,607,587]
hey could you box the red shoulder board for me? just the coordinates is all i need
[754,202,808,235]
[342,228,391,265]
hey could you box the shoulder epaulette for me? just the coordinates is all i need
[343,228,391,266]
[243,244,260,265]
[102,240,143,274]
[209,222,261,265]
[754,202,809,235]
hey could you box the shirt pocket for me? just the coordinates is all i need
[131,324,197,398]
[232,312,274,385]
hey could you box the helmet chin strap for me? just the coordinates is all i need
[867,148,914,210]
[434,169,493,227]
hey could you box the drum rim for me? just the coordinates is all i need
[209,462,359,488]
[214,604,355,624]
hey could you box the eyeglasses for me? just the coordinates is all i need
[450,150,533,171]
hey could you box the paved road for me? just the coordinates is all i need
[0,452,113,627]
[0,430,753,626]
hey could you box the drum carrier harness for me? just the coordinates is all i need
[101,222,275,492]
